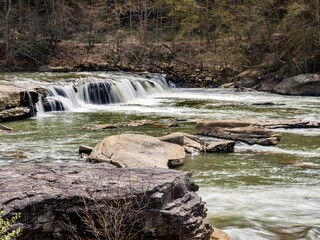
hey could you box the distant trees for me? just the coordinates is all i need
[0,0,319,74]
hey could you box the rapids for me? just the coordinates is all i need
[0,72,319,240]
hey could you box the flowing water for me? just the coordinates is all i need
[0,72,319,240]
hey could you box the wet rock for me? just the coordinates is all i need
[206,141,235,153]
[126,119,156,127]
[0,163,213,240]
[0,82,40,121]
[242,119,320,129]
[158,132,184,146]
[211,228,230,240]
[79,145,94,156]
[0,107,31,121]
[159,132,207,153]
[196,120,281,146]
[0,150,28,159]
[274,74,320,96]
[89,134,185,168]
[97,123,118,129]
[0,124,13,131]
[159,132,235,154]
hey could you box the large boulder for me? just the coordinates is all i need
[0,163,213,240]
[89,134,185,168]
[196,120,281,146]
[274,74,320,96]
[0,82,40,121]
[0,84,24,111]
[0,107,31,121]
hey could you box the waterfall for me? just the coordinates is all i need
[42,74,168,112]
[35,94,45,115]
[24,91,36,117]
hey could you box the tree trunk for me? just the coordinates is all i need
[4,0,12,61]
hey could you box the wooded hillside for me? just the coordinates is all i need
[1,0,320,77]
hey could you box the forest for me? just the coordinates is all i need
[1,0,320,78]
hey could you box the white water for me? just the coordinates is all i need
[33,73,168,112]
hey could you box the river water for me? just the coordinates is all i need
[1,72,319,240]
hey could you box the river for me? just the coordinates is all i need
[1,72,319,240]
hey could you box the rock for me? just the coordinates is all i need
[235,69,262,88]
[127,119,156,127]
[196,120,281,146]
[158,132,184,146]
[159,132,208,153]
[242,119,320,129]
[126,118,178,128]
[274,74,320,96]
[0,150,28,159]
[0,124,13,131]
[39,66,72,72]
[97,123,118,129]
[0,163,213,240]
[0,82,40,121]
[211,228,230,240]
[160,118,178,127]
[79,145,94,156]
[220,82,235,88]
[88,134,185,168]
[0,84,24,111]
[0,107,31,121]
[206,141,235,153]
[184,135,206,152]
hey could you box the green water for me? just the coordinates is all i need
[0,72,319,240]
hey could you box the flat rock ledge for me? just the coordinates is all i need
[196,120,281,146]
[0,163,213,240]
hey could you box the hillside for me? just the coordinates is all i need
[1,0,319,86]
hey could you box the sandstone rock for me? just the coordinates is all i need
[127,119,156,127]
[0,107,31,121]
[241,119,320,129]
[206,141,235,153]
[159,132,208,153]
[97,123,118,129]
[89,134,185,168]
[184,135,206,152]
[158,132,184,146]
[0,163,213,240]
[211,228,230,240]
[196,120,281,146]
[0,82,41,121]
[274,74,320,96]
[0,84,24,111]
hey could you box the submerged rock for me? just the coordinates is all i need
[0,163,213,240]
[89,134,185,168]
[196,120,281,146]
[0,124,13,131]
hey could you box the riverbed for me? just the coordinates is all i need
[1,72,319,240]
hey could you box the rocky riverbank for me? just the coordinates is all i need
[0,163,213,240]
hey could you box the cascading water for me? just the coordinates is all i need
[23,91,36,117]
[39,74,168,113]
